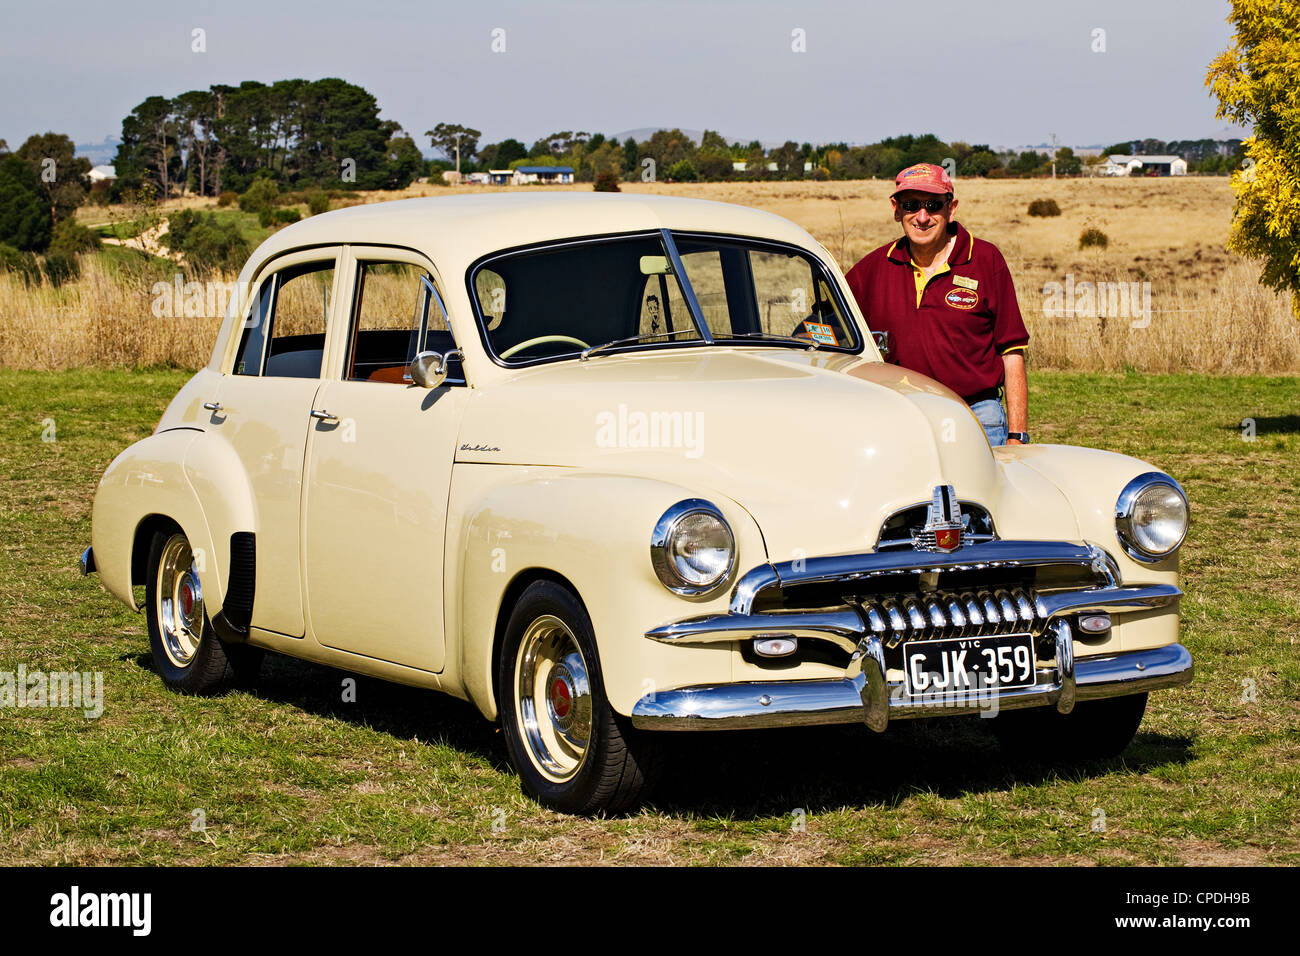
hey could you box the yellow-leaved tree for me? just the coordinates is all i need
[1207,0,1300,317]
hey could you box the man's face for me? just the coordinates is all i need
[892,190,958,247]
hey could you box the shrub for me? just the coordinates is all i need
[48,218,101,258]
[593,172,621,193]
[88,180,113,206]
[272,207,301,225]
[1079,227,1110,249]
[42,253,80,287]
[306,190,330,215]
[0,243,43,286]
[239,176,280,215]
[1027,198,1061,217]
[666,159,699,182]
[217,190,238,207]
[160,209,250,275]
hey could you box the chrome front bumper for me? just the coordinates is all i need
[632,540,1191,731]
[630,639,1193,731]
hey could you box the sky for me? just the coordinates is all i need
[0,0,1249,154]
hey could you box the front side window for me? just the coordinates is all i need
[346,260,461,384]
[468,232,858,366]
[233,259,335,377]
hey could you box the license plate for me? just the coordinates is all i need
[903,633,1037,696]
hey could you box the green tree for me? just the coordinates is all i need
[0,155,53,251]
[1055,146,1082,176]
[115,95,181,197]
[383,133,424,188]
[425,123,481,170]
[773,140,801,179]
[622,137,638,178]
[14,132,91,224]
[1208,0,1300,313]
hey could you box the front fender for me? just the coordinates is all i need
[446,466,768,720]
[1005,443,1182,653]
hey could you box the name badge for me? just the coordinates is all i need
[952,275,978,291]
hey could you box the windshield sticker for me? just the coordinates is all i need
[803,321,837,344]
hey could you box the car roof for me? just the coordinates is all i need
[240,192,827,280]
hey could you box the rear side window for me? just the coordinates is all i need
[233,260,335,377]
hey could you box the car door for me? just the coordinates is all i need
[208,249,341,638]
[300,246,470,673]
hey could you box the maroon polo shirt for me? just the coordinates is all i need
[845,222,1028,403]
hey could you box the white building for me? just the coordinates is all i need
[1101,155,1188,177]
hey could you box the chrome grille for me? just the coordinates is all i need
[855,587,1042,648]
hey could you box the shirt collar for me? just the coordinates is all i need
[888,222,973,266]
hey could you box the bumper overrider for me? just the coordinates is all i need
[631,540,1193,731]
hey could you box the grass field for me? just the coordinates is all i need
[1,368,1296,865]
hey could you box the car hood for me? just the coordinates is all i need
[454,348,1080,560]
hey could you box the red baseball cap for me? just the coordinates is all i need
[891,163,954,197]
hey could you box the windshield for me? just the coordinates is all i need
[470,231,861,365]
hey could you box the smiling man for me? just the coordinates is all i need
[846,163,1029,446]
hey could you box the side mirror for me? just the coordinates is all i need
[409,351,448,388]
[871,330,891,358]
[409,349,464,388]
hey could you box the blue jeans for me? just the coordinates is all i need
[971,397,1008,446]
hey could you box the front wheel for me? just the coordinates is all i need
[146,529,262,694]
[989,692,1148,761]
[497,581,660,814]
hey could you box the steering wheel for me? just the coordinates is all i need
[499,335,591,359]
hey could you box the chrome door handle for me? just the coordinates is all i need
[202,401,222,412]
[310,409,339,422]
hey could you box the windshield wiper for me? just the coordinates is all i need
[718,332,820,351]
[579,331,692,362]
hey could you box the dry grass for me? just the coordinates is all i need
[7,177,1299,372]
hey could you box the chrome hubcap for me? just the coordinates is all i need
[515,615,592,781]
[156,534,204,667]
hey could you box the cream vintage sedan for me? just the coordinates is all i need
[83,194,1191,814]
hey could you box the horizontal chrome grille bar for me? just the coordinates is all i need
[730,540,1120,615]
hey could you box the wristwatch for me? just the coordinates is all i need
[1007,431,1030,443]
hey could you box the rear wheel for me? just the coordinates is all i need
[146,529,262,694]
[989,692,1148,761]
[497,581,660,815]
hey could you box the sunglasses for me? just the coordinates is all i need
[897,197,951,213]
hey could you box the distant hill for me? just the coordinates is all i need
[74,136,120,166]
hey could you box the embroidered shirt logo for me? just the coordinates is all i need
[945,287,979,311]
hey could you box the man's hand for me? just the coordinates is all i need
[1003,351,1028,444]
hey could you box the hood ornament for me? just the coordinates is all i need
[912,485,963,552]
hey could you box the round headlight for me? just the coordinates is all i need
[1116,473,1188,561]
[650,499,735,595]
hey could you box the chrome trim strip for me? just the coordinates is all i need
[729,540,1119,615]
[655,583,1179,649]
[629,643,1193,731]
[646,608,865,651]
[660,228,713,345]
